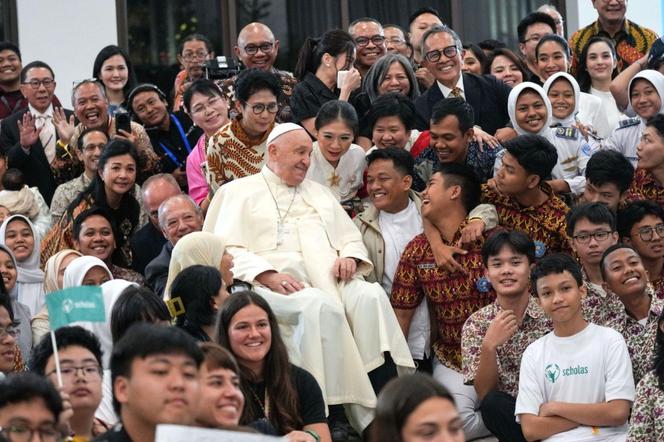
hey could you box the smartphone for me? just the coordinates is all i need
[115,112,131,134]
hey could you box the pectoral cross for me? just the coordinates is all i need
[328,171,341,187]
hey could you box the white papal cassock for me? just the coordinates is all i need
[203,165,415,430]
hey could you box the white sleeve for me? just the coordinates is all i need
[227,246,277,283]
[603,329,636,402]
[514,342,545,422]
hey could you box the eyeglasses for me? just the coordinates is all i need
[523,34,545,45]
[386,37,406,45]
[354,35,386,47]
[243,43,274,55]
[22,79,54,89]
[181,51,209,62]
[242,101,279,114]
[572,231,613,244]
[0,325,19,340]
[83,143,105,152]
[424,45,459,63]
[0,424,61,442]
[46,364,102,379]
[191,96,225,115]
[634,224,664,242]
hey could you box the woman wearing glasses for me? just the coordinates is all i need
[204,69,279,196]
[291,29,360,137]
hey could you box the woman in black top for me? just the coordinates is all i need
[291,29,361,137]
[217,291,331,442]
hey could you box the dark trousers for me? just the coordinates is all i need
[480,390,527,442]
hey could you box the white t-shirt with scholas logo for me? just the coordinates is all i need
[515,323,635,442]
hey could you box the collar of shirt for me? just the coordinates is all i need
[28,103,53,119]
[437,75,465,99]
[492,296,545,321]
[625,291,664,325]
[593,17,630,40]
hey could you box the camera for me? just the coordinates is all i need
[204,56,241,80]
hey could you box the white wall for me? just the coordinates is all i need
[566,0,663,38]
[16,0,118,109]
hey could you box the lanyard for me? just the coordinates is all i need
[158,113,192,168]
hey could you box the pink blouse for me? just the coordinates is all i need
[186,134,208,204]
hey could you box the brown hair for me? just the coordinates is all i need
[199,342,240,373]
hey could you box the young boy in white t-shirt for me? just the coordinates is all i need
[515,253,635,442]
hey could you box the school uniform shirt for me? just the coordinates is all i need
[627,370,664,441]
[515,323,635,441]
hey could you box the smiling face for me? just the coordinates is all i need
[535,270,586,326]
[20,67,55,114]
[423,32,463,88]
[366,158,412,213]
[0,250,16,292]
[630,79,662,120]
[78,130,108,176]
[100,153,137,198]
[547,77,575,120]
[4,219,34,263]
[485,245,532,298]
[624,214,664,260]
[237,89,278,138]
[462,49,482,74]
[227,304,272,374]
[189,91,229,136]
[514,90,548,133]
[131,90,169,128]
[401,396,464,442]
[100,54,128,94]
[73,215,116,262]
[45,345,102,413]
[592,0,627,24]
[490,55,524,87]
[235,24,278,70]
[352,21,386,71]
[114,353,200,427]
[571,218,618,267]
[378,61,411,96]
[74,83,109,129]
[0,306,16,373]
[536,40,568,81]
[585,41,616,83]
[429,115,472,164]
[195,365,244,428]
[372,116,410,149]
[602,247,649,301]
[316,119,354,166]
[268,129,313,186]
[637,125,664,170]
[0,50,20,86]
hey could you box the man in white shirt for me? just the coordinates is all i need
[516,253,634,442]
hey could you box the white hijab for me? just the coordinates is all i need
[543,72,581,127]
[507,82,554,141]
[63,256,113,289]
[627,69,664,122]
[0,215,44,316]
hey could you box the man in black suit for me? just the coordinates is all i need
[0,61,76,205]
[414,25,511,136]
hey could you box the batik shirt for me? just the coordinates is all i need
[627,370,664,442]
[582,278,625,330]
[481,183,571,257]
[626,168,664,208]
[462,297,551,398]
[391,222,496,372]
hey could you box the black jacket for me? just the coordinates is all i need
[145,241,173,297]
[130,222,167,276]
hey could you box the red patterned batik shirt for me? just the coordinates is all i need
[626,168,664,208]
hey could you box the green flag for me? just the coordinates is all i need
[46,286,106,330]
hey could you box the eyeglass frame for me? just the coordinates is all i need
[21,78,55,89]
[354,35,386,48]
[180,51,210,62]
[0,324,19,340]
[424,45,460,63]
[242,42,275,55]
[386,37,406,46]
[572,230,614,244]
[45,364,102,379]
[241,101,279,115]
[0,424,61,442]
[633,223,664,242]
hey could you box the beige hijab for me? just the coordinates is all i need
[165,232,226,299]
[43,249,83,294]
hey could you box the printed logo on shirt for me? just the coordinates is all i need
[545,363,560,383]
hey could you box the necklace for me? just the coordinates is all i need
[261,171,297,245]
[250,384,270,419]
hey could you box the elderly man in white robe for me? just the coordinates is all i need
[204,123,415,431]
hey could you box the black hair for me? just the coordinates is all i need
[566,202,617,237]
[314,100,359,136]
[110,323,203,414]
[293,29,355,81]
[234,68,282,104]
[536,34,570,60]
[366,92,418,133]
[617,200,664,239]
[478,39,507,51]
[127,83,167,119]
[0,41,20,61]
[576,36,618,93]
[0,285,13,322]
[599,243,638,281]
[481,230,536,266]
[372,373,455,442]
[0,373,62,420]
[433,162,481,213]
[178,33,214,55]
[654,309,664,390]
[20,61,54,83]
[77,127,109,151]
[383,24,409,41]
[430,97,475,131]
[92,45,137,102]
[29,326,103,376]
[170,265,221,328]
[366,147,414,178]
[646,114,664,141]
[463,43,487,69]
[584,150,634,194]
[1,168,23,191]
[531,253,583,295]
[482,48,529,81]
[504,134,557,183]
[408,7,441,26]
[517,12,556,44]
[182,79,225,114]
[110,285,171,345]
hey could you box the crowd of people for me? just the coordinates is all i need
[0,1,663,441]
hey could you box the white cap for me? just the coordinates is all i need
[266,123,306,146]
